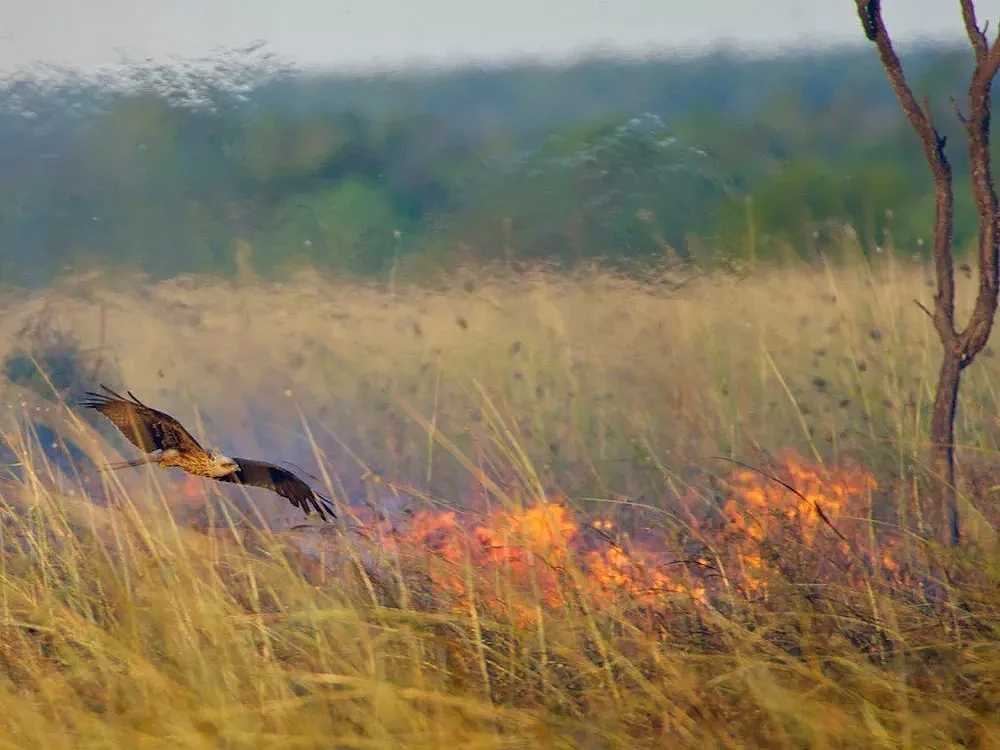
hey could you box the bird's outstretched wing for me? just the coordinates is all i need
[79,385,206,456]
[215,457,336,521]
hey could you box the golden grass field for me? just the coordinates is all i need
[1,255,1000,747]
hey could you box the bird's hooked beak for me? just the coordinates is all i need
[213,453,240,475]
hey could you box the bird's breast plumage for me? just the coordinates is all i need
[172,452,224,478]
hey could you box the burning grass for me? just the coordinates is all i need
[1,257,1000,745]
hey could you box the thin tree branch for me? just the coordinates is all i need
[960,0,988,58]
[855,1,958,349]
[914,298,935,321]
[958,8,1000,362]
[978,42,1000,90]
[859,0,879,40]
[951,95,969,127]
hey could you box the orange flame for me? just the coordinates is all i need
[353,452,904,625]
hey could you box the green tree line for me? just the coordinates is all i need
[0,43,980,285]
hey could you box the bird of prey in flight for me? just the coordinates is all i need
[80,385,335,521]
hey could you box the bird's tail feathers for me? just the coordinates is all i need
[98,454,160,472]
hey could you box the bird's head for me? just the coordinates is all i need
[208,452,240,477]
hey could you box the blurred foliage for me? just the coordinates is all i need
[1,305,103,403]
[0,43,983,285]
[433,113,736,264]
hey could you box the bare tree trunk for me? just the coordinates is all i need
[856,0,1000,548]
[930,355,961,546]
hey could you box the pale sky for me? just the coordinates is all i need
[0,0,997,76]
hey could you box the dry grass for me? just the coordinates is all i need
[0,255,999,746]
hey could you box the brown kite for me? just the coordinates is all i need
[80,385,335,521]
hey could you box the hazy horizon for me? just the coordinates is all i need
[0,0,993,78]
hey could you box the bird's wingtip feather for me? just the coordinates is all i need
[99,384,133,403]
[79,392,110,408]
[314,491,337,521]
[125,390,148,407]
